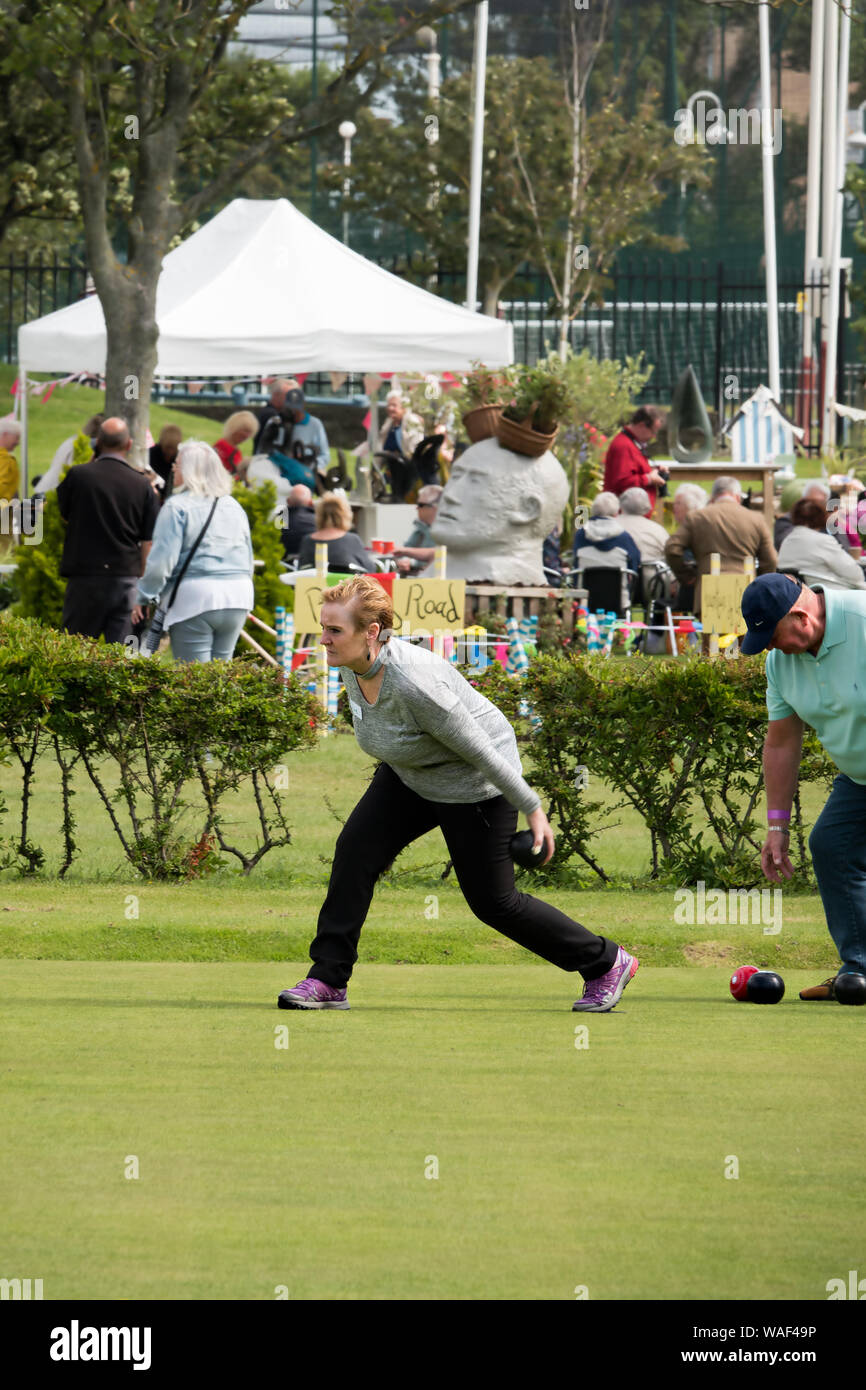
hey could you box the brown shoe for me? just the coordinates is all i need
[799,975,837,1001]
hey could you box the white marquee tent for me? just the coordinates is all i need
[16,198,514,488]
[18,197,513,376]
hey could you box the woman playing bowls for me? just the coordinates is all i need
[278,575,637,1013]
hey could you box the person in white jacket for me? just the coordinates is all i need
[776,499,866,591]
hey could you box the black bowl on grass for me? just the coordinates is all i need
[746,971,785,1004]
[835,972,866,1006]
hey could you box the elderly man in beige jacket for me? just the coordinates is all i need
[665,476,777,614]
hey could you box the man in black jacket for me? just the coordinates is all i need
[57,418,160,642]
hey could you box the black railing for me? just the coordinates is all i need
[2,254,88,362]
[2,254,858,455]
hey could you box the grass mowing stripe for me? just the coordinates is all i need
[2,961,864,1300]
[0,872,839,969]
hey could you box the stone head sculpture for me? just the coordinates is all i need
[430,436,568,584]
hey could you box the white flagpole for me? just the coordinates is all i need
[822,0,853,455]
[802,0,824,368]
[759,2,781,402]
[465,1,489,313]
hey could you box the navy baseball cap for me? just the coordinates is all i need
[740,573,802,654]
[286,388,306,411]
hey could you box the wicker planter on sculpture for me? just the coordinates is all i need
[462,404,503,443]
[495,410,559,459]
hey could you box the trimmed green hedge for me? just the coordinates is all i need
[0,615,318,879]
[473,654,834,888]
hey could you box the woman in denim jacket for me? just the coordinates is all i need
[132,440,254,661]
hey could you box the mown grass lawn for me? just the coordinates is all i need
[2,960,862,1301]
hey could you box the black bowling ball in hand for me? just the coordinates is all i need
[509,830,545,870]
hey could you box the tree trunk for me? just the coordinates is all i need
[66,53,185,465]
[483,274,507,317]
[98,276,161,467]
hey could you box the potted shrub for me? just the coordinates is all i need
[461,363,515,443]
[496,355,571,458]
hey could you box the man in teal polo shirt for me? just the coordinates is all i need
[741,573,866,1000]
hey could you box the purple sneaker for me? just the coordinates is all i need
[572,947,638,1012]
[278,978,349,1010]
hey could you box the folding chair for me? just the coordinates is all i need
[575,562,636,622]
[639,559,675,610]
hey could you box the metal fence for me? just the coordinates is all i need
[3,254,860,454]
[1,254,88,362]
[427,259,856,453]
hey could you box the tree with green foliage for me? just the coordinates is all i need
[513,1,706,356]
[328,5,706,316]
[2,0,487,455]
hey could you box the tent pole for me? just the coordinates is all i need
[366,395,378,502]
[18,366,28,497]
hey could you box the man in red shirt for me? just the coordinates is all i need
[603,407,667,508]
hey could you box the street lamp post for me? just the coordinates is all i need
[678,91,726,240]
[417,26,441,109]
[417,25,441,212]
[339,120,356,248]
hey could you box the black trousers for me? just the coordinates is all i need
[62,575,138,644]
[308,763,618,988]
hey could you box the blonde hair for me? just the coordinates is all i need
[175,439,234,497]
[322,574,394,639]
[222,411,258,443]
[315,492,353,531]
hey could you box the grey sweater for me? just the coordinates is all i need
[340,638,540,815]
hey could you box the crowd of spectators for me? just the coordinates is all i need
[8,379,866,662]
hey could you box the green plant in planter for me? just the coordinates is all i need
[502,354,571,434]
[462,362,516,411]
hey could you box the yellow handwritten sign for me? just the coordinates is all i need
[392,579,466,634]
[702,574,749,635]
[293,576,344,633]
[294,576,467,635]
